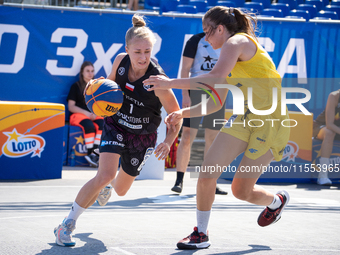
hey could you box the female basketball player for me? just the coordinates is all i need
[54,14,182,247]
[144,6,291,249]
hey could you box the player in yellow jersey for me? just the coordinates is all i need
[144,6,290,249]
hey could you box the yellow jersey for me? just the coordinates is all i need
[226,33,283,116]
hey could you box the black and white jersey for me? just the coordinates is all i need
[109,54,165,135]
[183,33,221,77]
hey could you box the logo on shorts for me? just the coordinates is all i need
[137,147,154,171]
[249,148,258,153]
[256,137,266,144]
[118,67,125,76]
[131,158,139,166]
[117,134,123,142]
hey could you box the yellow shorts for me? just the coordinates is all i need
[220,113,290,161]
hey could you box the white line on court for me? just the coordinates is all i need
[111,247,340,252]
[110,247,137,255]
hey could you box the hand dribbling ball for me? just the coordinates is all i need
[85,79,124,117]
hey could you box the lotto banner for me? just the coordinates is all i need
[0,101,65,179]
[1,6,340,120]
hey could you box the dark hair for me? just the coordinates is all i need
[125,14,156,47]
[78,61,94,91]
[203,6,258,40]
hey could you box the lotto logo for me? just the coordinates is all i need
[2,128,45,158]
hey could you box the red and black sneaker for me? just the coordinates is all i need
[258,190,290,227]
[177,227,211,250]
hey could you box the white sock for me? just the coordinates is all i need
[267,195,282,210]
[67,201,86,221]
[319,157,330,173]
[196,209,211,235]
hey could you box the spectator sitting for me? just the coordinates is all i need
[313,89,340,185]
[67,61,104,167]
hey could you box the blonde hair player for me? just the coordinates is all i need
[144,6,291,250]
[54,14,182,247]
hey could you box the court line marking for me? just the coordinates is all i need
[111,247,340,252]
[110,247,136,255]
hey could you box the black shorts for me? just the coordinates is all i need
[183,90,226,130]
[99,119,157,177]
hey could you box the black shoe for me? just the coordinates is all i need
[215,186,228,195]
[257,190,290,227]
[177,227,211,250]
[171,182,182,193]
[84,154,99,168]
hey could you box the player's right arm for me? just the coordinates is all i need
[107,53,127,82]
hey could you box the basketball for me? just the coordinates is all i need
[85,79,124,117]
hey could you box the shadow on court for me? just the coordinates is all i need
[37,233,107,255]
[170,245,272,255]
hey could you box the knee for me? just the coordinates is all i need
[179,131,192,148]
[95,172,115,188]
[324,128,336,140]
[197,177,215,189]
[231,184,251,201]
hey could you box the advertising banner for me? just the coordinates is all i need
[1,6,340,119]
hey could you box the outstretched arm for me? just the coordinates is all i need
[153,89,182,160]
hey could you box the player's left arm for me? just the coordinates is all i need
[153,89,182,160]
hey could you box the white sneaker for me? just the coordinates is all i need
[97,186,113,206]
[317,171,332,186]
[54,218,76,246]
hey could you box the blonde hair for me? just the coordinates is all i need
[125,14,156,46]
[203,6,258,41]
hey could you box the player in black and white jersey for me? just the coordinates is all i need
[54,14,182,247]
[171,33,228,195]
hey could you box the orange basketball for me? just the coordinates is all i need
[85,79,124,117]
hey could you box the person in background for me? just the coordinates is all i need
[128,0,139,11]
[313,89,340,185]
[172,32,228,195]
[67,61,103,167]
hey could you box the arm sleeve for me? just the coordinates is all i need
[182,33,204,59]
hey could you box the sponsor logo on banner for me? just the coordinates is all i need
[281,141,299,162]
[73,135,87,156]
[2,128,45,158]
